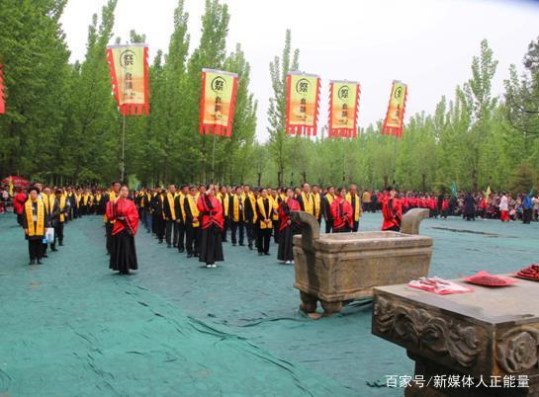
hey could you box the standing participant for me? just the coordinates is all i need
[243,185,257,250]
[522,193,533,224]
[361,190,371,213]
[22,187,47,265]
[463,192,476,221]
[175,185,188,253]
[13,187,27,226]
[163,185,178,248]
[184,186,200,258]
[141,188,153,233]
[381,186,402,231]
[312,185,322,224]
[297,183,314,216]
[277,188,301,264]
[499,192,510,222]
[50,188,68,249]
[218,186,230,242]
[42,187,55,257]
[322,186,335,233]
[197,185,225,268]
[346,184,362,232]
[104,182,121,254]
[269,189,281,243]
[107,185,139,275]
[229,186,245,246]
[256,188,274,256]
[330,187,353,233]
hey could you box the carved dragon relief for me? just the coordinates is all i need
[496,327,539,374]
[374,296,481,368]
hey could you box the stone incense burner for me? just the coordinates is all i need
[291,209,433,315]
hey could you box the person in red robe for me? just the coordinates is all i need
[107,185,139,275]
[13,187,27,226]
[330,187,353,233]
[197,185,224,268]
[277,188,301,264]
[381,186,403,232]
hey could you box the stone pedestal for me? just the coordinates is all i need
[292,209,432,315]
[372,280,539,397]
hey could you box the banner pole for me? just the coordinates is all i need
[211,134,216,183]
[121,114,126,183]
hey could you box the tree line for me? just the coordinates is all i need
[0,0,538,193]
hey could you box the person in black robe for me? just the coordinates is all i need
[107,185,139,275]
[197,185,224,268]
[277,188,301,264]
[463,192,476,221]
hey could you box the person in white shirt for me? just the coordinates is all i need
[499,192,509,222]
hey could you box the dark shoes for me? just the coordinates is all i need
[187,253,193,258]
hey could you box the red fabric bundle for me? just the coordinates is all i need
[516,264,539,281]
[463,271,516,287]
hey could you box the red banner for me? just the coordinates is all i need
[285,72,321,136]
[328,81,360,138]
[106,44,149,116]
[0,64,5,115]
[381,81,407,137]
[199,69,239,137]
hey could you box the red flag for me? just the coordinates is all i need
[0,64,5,115]
[106,44,150,116]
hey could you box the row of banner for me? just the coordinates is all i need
[0,45,408,139]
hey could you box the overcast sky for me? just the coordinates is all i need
[61,0,539,141]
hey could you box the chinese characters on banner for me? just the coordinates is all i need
[106,44,149,116]
[0,64,5,115]
[382,81,408,137]
[199,69,239,137]
[285,72,321,136]
[329,81,361,138]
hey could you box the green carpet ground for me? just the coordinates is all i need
[0,212,537,397]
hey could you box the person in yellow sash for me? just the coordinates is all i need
[22,186,47,265]
[174,185,188,253]
[297,183,314,216]
[312,185,322,224]
[243,185,257,250]
[322,186,336,233]
[104,181,121,254]
[269,188,281,243]
[229,186,245,246]
[41,186,55,257]
[346,184,362,232]
[163,184,179,248]
[256,188,274,256]
[218,185,230,243]
[184,185,200,258]
[50,188,69,250]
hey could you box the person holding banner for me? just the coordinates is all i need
[22,186,47,265]
[197,185,224,268]
[107,185,139,275]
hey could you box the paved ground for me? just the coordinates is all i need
[0,212,537,396]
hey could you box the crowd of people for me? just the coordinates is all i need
[3,180,538,272]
